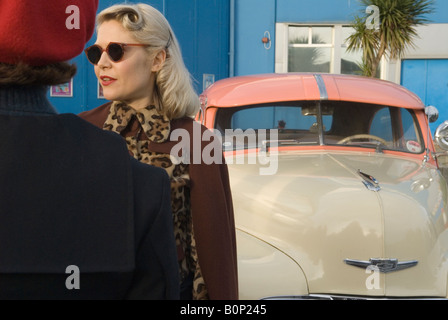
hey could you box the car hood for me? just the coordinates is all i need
[228,150,448,297]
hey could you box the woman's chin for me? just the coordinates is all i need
[101,91,117,101]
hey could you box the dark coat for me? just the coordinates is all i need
[0,113,179,299]
[79,103,239,300]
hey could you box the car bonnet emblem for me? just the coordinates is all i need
[344,258,418,273]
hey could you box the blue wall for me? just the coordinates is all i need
[164,0,229,90]
[234,0,276,75]
[428,0,448,23]
[401,59,448,134]
[276,0,362,23]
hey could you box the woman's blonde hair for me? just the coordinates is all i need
[97,3,200,119]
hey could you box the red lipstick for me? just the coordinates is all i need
[100,75,117,86]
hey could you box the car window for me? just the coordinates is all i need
[370,107,393,141]
[369,107,422,152]
[232,106,317,131]
[215,102,321,149]
[323,102,424,153]
[401,108,422,149]
[214,101,424,153]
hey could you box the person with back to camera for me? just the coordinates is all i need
[0,0,179,300]
[79,3,238,300]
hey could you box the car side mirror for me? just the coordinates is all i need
[425,105,439,123]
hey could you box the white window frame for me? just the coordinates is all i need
[276,23,369,76]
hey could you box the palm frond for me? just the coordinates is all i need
[346,0,434,76]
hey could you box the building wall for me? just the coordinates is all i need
[233,0,276,75]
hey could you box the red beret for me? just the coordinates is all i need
[0,0,99,66]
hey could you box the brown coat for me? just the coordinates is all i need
[79,102,238,300]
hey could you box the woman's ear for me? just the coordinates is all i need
[151,49,166,72]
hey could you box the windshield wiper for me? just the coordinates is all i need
[261,139,317,151]
[348,142,385,153]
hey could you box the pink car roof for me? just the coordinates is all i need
[200,73,424,110]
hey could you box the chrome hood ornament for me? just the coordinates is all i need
[358,170,381,192]
[344,258,418,273]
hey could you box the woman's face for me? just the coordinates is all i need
[94,20,160,109]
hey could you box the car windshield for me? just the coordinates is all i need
[214,101,424,154]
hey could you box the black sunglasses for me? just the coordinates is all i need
[84,42,150,65]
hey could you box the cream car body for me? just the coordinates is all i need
[199,73,448,299]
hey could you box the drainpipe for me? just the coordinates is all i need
[229,0,235,77]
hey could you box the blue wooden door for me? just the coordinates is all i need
[401,59,448,134]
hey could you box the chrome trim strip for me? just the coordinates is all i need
[314,74,328,100]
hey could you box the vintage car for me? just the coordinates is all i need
[198,73,448,300]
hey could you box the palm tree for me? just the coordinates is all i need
[346,0,434,77]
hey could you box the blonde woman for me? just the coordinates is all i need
[79,3,238,300]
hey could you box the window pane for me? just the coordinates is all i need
[341,48,363,75]
[370,107,393,140]
[341,26,355,44]
[312,27,332,44]
[341,27,363,75]
[289,26,308,44]
[231,106,320,131]
[401,109,423,153]
[215,103,321,149]
[323,101,423,153]
[288,47,331,72]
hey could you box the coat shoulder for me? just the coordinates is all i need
[78,102,112,128]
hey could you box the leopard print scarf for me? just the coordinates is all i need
[103,101,208,300]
